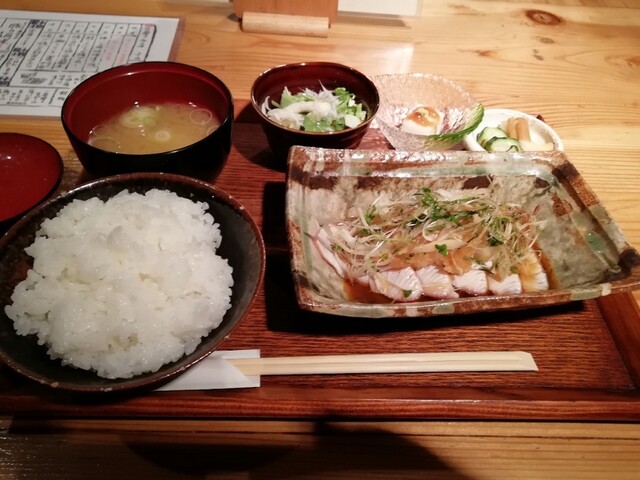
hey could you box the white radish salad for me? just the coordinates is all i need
[261,85,367,132]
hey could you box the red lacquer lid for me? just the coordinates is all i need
[0,133,63,223]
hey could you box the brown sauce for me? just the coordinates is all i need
[343,281,391,304]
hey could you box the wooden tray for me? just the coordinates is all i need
[1,103,640,421]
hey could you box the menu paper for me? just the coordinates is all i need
[0,10,180,117]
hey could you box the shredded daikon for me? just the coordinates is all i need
[261,85,366,132]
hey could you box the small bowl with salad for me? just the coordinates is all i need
[371,73,484,151]
[250,62,379,161]
[464,108,563,152]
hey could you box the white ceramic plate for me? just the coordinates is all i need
[463,108,563,152]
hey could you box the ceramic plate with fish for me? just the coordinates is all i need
[286,147,640,318]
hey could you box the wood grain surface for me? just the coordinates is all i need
[2,417,640,480]
[1,0,640,478]
[233,0,339,23]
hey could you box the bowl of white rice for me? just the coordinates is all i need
[0,172,265,393]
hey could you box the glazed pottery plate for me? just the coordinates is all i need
[286,147,640,318]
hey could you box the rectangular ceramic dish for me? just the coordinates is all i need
[286,147,640,318]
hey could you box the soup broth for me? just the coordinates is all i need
[88,103,220,154]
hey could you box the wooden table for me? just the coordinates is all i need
[2,0,640,478]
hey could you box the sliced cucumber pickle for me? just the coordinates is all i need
[476,127,508,148]
[485,137,523,152]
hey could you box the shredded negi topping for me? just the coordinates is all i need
[321,188,546,282]
[261,85,367,132]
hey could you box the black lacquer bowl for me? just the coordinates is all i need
[0,173,265,393]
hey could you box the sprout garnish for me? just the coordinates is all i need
[322,188,546,281]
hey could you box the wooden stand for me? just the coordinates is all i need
[234,0,338,37]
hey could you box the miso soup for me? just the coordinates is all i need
[88,102,220,154]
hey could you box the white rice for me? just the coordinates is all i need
[4,189,234,379]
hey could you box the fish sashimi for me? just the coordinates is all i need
[518,252,549,292]
[369,267,423,302]
[311,185,550,303]
[452,268,489,296]
[313,227,347,278]
[415,265,459,299]
[487,273,523,295]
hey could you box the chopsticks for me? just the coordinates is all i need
[229,351,538,376]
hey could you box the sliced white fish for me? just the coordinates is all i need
[415,265,459,299]
[313,227,347,278]
[369,268,423,302]
[452,268,489,296]
[518,252,549,292]
[487,273,523,295]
